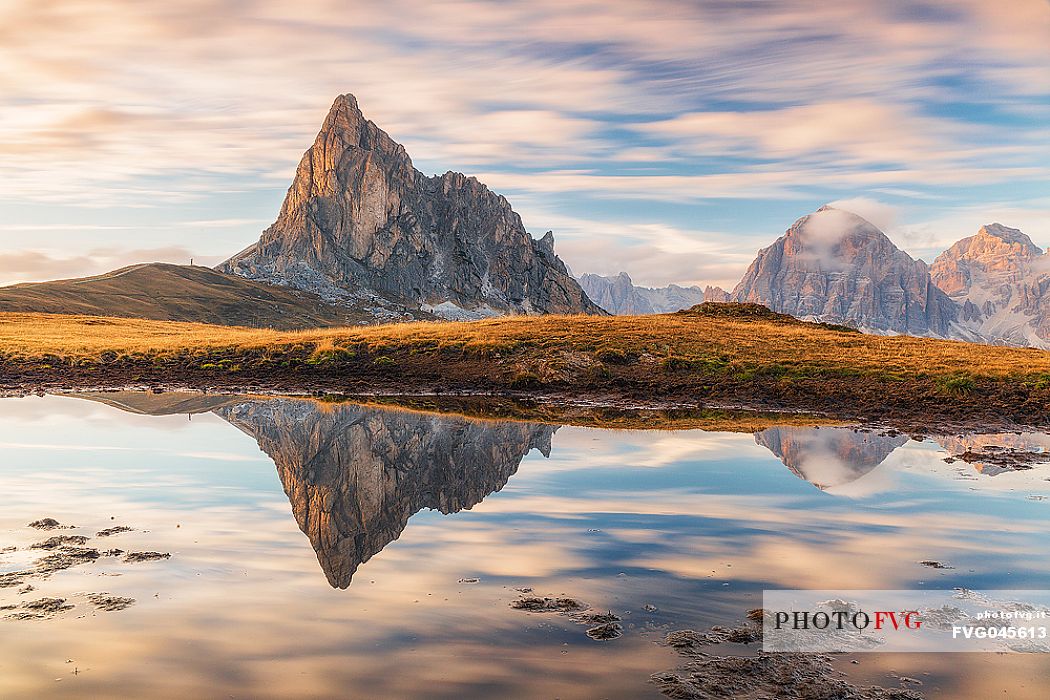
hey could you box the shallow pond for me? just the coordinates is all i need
[1,393,1048,698]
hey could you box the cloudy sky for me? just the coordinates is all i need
[1,0,1048,288]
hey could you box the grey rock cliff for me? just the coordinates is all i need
[219,94,603,319]
[732,206,959,336]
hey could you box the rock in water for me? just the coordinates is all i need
[219,94,603,320]
[732,205,958,337]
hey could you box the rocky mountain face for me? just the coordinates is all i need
[732,206,960,337]
[702,285,730,303]
[219,94,602,321]
[216,398,555,588]
[576,271,708,314]
[930,224,1050,347]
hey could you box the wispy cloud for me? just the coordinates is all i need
[0,0,1046,283]
[520,209,757,288]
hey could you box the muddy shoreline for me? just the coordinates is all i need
[0,355,1045,435]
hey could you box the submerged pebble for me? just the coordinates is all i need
[27,519,70,531]
[124,552,171,563]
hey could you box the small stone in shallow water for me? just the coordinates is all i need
[28,519,70,531]
[87,594,135,612]
[572,611,621,625]
[31,536,88,550]
[96,526,133,538]
[6,597,75,620]
[511,596,585,612]
[586,622,623,641]
[124,552,171,563]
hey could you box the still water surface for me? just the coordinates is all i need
[1,393,1048,698]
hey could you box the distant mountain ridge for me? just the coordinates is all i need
[576,271,731,315]
[577,206,1050,349]
[219,94,603,320]
[576,272,714,314]
[725,207,1050,347]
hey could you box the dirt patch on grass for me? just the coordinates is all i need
[585,622,624,641]
[511,596,586,613]
[5,597,75,621]
[31,535,88,549]
[652,651,922,700]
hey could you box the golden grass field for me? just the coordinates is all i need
[2,305,1049,380]
[4,304,1049,425]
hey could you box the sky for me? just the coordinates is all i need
[0,0,1048,289]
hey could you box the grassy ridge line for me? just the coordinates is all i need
[2,307,1050,381]
[4,305,1050,426]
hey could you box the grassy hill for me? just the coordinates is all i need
[0,263,408,329]
[1,303,1049,427]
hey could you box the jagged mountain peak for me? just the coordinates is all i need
[928,222,1049,346]
[931,223,1042,300]
[219,93,603,320]
[315,93,410,163]
[732,206,956,336]
[974,223,1041,253]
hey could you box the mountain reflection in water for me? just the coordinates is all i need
[754,426,909,490]
[4,392,1050,698]
[218,400,555,588]
[68,392,1050,588]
